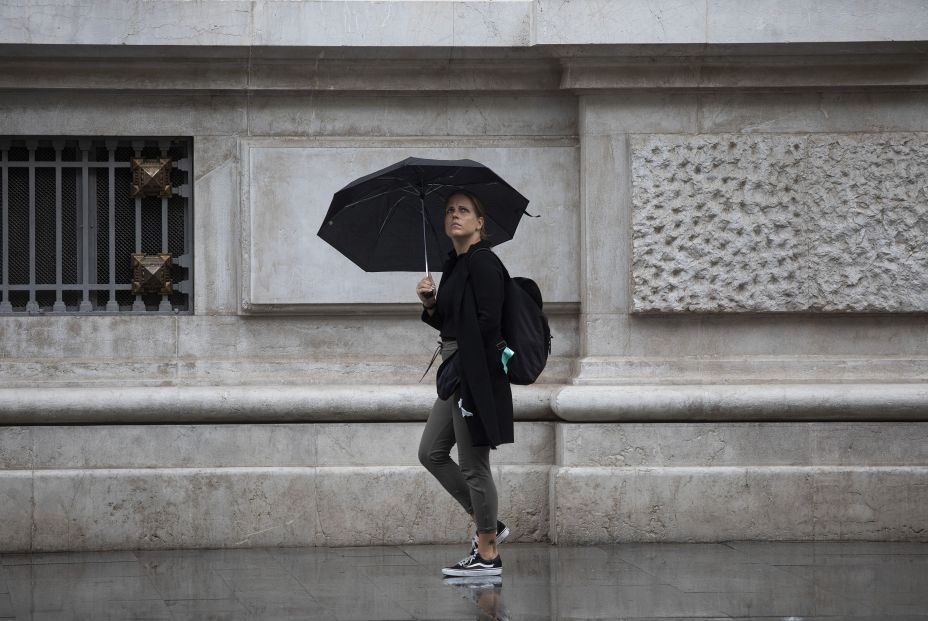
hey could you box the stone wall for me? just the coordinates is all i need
[1,1,928,550]
[631,133,928,313]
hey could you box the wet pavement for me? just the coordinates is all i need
[1,541,927,620]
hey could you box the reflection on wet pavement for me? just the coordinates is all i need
[1,542,927,620]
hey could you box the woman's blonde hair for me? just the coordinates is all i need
[446,190,489,240]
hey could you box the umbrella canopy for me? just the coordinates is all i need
[318,157,531,272]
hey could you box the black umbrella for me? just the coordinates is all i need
[317,157,531,273]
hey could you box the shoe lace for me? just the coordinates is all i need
[456,550,478,567]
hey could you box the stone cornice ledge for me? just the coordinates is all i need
[0,384,557,425]
[4,383,928,424]
[553,384,928,422]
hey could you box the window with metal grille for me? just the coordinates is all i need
[0,137,192,314]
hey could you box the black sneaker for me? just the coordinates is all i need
[442,551,503,577]
[469,520,510,555]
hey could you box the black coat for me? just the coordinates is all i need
[421,241,514,448]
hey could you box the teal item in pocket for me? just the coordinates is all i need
[501,347,515,374]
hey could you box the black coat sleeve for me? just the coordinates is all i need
[468,251,505,348]
[421,305,442,330]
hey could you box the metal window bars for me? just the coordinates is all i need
[0,137,192,314]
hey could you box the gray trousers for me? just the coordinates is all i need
[417,341,498,534]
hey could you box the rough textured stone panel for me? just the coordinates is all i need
[631,133,928,312]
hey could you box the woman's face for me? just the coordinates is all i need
[444,193,484,242]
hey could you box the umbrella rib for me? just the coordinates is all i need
[376,194,412,239]
[330,185,419,218]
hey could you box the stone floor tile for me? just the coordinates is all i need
[140,556,236,600]
[2,542,928,620]
[232,591,335,620]
[164,598,253,621]
[0,593,13,619]
[0,551,139,567]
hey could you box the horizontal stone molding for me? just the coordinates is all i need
[5,51,928,92]
[0,384,557,425]
[553,384,928,422]
[561,54,928,90]
[6,382,928,424]
[239,301,579,317]
[631,133,928,313]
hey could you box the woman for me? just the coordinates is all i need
[416,190,514,577]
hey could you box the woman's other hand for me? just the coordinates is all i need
[417,273,436,307]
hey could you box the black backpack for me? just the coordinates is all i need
[474,249,552,385]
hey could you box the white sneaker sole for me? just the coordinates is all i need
[443,575,502,587]
[442,566,503,577]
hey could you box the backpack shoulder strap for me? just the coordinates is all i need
[468,247,511,281]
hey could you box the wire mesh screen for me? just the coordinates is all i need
[0,137,193,314]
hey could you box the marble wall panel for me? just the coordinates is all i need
[706,0,928,45]
[0,0,252,47]
[31,468,320,551]
[452,1,533,47]
[243,142,579,306]
[580,93,698,137]
[558,422,928,468]
[252,1,454,47]
[313,466,548,546]
[176,315,431,359]
[193,136,240,315]
[29,425,316,470]
[0,427,33,469]
[535,0,706,45]
[698,91,928,135]
[812,468,928,540]
[631,132,928,313]
[553,466,816,543]
[0,317,177,359]
[0,91,247,137]
[557,423,813,468]
[315,422,553,467]
[0,471,32,552]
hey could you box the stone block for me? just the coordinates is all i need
[453,1,533,47]
[557,423,813,467]
[631,133,928,312]
[192,137,240,315]
[707,0,928,44]
[252,1,454,47]
[811,423,928,466]
[698,91,928,134]
[580,93,699,137]
[242,141,579,307]
[0,427,32,469]
[315,422,553,467]
[0,91,247,137]
[31,468,320,551]
[552,466,815,543]
[0,471,33,553]
[312,465,548,546]
[536,0,706,45]
[811,468,928,540]
[30,425,316,469]
[0,0,252,47]
[0,317,178,360]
